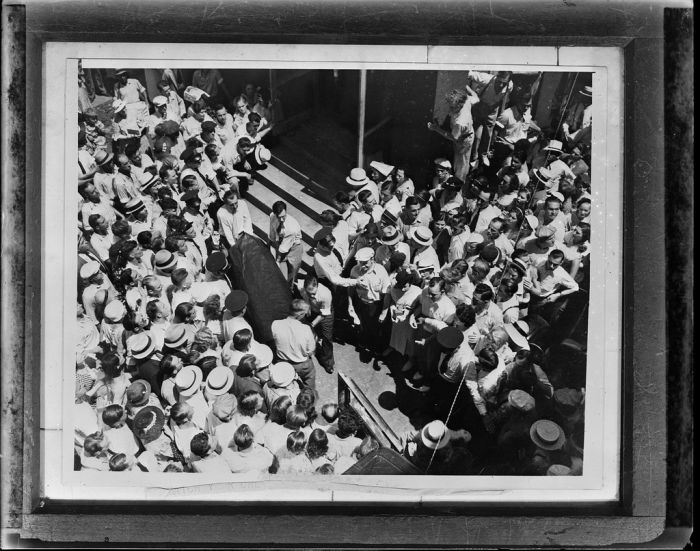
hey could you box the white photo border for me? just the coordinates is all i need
[43,43,623,504]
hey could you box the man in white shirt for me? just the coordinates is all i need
[312,228,358,322]
[87,214,115,262]
[349,247,391,357]
[213,104,236,145]
[529,249,579,324]
[79,182,118,231]
[216,190,253,249]
[271,300,317,391]
[298,274,335,374]
[269,200,304,287]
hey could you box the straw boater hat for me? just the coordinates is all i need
[114,68,128,76]
[254,144,272,165]
[164,324,188,349]
[132,406,166,444]
[543,139,564,154]
[533,167,553,186]
[269,362,296,388]
[503,320,530,350]
[174,365,203,397]
[579,85,592,97]
[131,333,156,360]
[346,167,370,187]
[530,419,566,451]
[154,250,177,272]
[138,171,160,193]
[93,149,114,168]
[124,198,146,216]
[369,160,394,178]
[421,420,450,450]
[205,366,235,396]
[408,226,433,247]
[252,343,274,369]
[380,225,401,246]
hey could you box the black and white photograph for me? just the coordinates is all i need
[39,44,624,504]
[3,1,692,547]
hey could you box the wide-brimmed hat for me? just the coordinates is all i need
[408,226,433,247]
[530,419,566,451]
[124,198,146,216]
[80,261,100,279]
[524,214,539,231]
[421,420,450,450]
[533,167,553,186]
[346,167,370,187]
[254,144,272,165]
[164,324,188,349]
[114,68,128,76]
[579,85,592,97]
[132,406,165,444]
[436,327,464,350]
[174,365,203,396]
[138,171,161,192]
[131,333,155,360]
[508,389,536,412]
[269,362,295,388]
[126,379,152,407]
[103,300,126,323]
[94,149,114,167]
[224,290,248,312]
[503,320,530,350]
[154,250,177,272]
[369,160,394,178]
[543,139,564,153]
[380,225,401,246]
[152,95,167,108]
[205,366,234,396]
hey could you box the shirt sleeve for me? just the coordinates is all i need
[315,256,356,288]
[555,267,579,291]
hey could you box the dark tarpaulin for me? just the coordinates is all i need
[226,233,292,345]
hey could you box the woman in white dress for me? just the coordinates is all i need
[383,268,422,357]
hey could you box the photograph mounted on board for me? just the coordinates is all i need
[75,65,593,478]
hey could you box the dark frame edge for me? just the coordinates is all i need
[2,1,675,546]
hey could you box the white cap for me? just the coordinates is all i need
[152,95,167,107]
[355,247,374,262]
[79,261,100,279]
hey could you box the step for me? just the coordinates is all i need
[255,162,336,221]
[245,178,322,248]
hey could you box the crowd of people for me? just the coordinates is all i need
[75,67,591,476]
